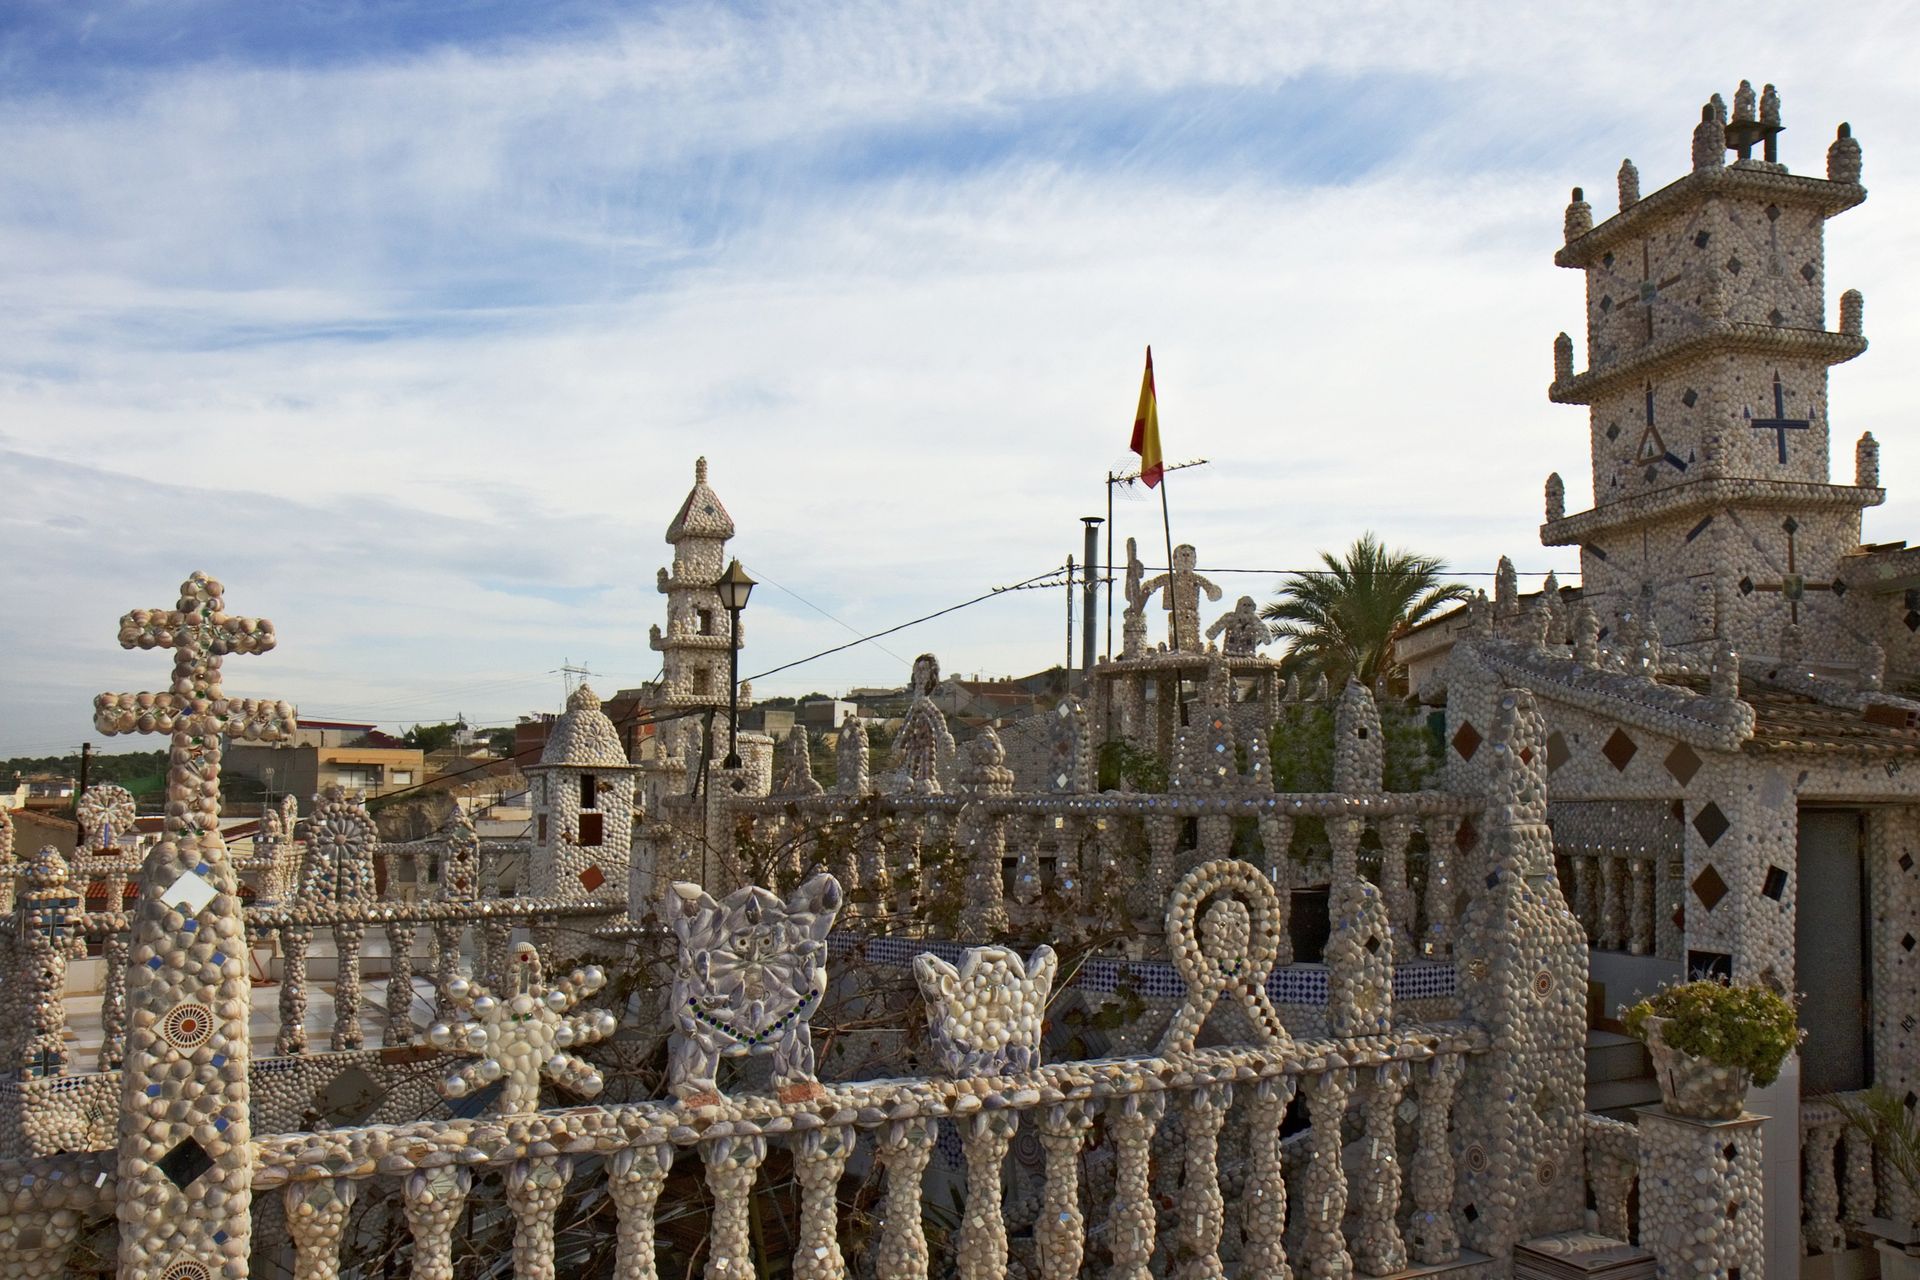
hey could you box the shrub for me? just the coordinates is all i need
[1623,979,1799,1088]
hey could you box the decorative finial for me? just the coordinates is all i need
[1617,158,1640,209]
[1760,83,1781,127]
[1564,186,1592,243]
[1553,332,1574,384]
[1572,600,1600,666]
[1856,432,1880,488]
[1732,80,1757,124]
[1693,101,1727,172]
[1840,288,1864,337]
[1495,556,1518,618]
[1545,472,1566,522]
[1711,637,1739,699]
[694,456,708,483]
[1828,122,1862,183]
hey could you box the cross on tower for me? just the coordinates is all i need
[94,573,296,838]
[1640,242,1684,343]
[1745,371,1811,464]
[1738,517,1845,624]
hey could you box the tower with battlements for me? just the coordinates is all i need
[1543,84,1887,678]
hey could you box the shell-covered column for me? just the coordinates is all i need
[278,925,311,1055]
[1628,859,1653,955]
[791,1127,852,1280]
[958,800,1009,934]
[284,1178,357,1280]
[103,575,293,1280]
[702,1135,767,1280]
[1143,815,1180,912]
[384,919,418,1045]
[1636,1111,1763,1279]
[1103,1093,1165,1280]
[1452,688,1588,1261]
[1298,1068,1355,1278]
[99,927,131,1072]
[1324,817,1393,1039]
[608,1145,674,1280]
[1378,815,1416,945]
[1407,1054,1464,1263]
[1349,1063,1409,1275]
[1240,1077,1295,1279]
[505,1156,572,1280]
[17,847,83,1078]
[874,1118,936,1279]
[1598,855,1625,951]
[1173,1082,1232,1280]
[1034,1102,1092,1280]
[331,920,366,1051]
[954,1111,1017,1280]
[400,1166,471,1280]
[1421,817,1455,959]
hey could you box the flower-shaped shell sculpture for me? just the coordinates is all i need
[913,944,1056,1078]
[668,873,842,1105]
[76,784,137,852]
[427,942,616,1114]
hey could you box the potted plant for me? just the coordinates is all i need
[1829,1087,1920,1275]
[1622,980,1797,1121]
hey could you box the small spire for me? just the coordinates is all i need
[1856,431,1880,488]
[694,456,709,483]
[1495,556,1518,617]
[1828,122,1862,183]
[1840,288,1865,337]
[1760,83,1781,127]
[1617,158,1640,209]
[1693,101,1727,172]
[1572,600,1600,666]
[1553,332,1574,384]
[1733,80,1757,124]
[1563,186,1593,243]
[1545,472,1565,522]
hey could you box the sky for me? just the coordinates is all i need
[3,0,1918,756]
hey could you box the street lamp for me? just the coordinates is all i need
[716,558,757,770]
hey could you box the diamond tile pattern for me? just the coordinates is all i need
[1693,801,1730,846]
[1545,731,1571,773]
[158,1136,214,1190]
[1663,742,1702,786]
[579,865,606,892]
[1452,721,1482,761]
[1601,728,1638,772]
[1692,864,1729,912]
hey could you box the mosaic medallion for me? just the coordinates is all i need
[162,1001,216,1050]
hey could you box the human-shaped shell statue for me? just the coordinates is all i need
[428,942,615,1113]
[913,944,1056,1077]
[1141,543,1222,652]
[76,783,137,853]
[1204,596,1268,657]
[885,654,955,795]
[834,712,869,796]
[773,725,824,796]
[667,873,842,1105]
[299,784,378,905]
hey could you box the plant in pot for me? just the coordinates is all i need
[1828,1086,1920,1274]
[1622,980,1798,1121]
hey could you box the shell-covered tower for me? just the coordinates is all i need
[525,684,637,903]
[1543,85,1886,678]
[650,457,748,712]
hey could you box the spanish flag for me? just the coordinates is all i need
[1130,346,1164,488]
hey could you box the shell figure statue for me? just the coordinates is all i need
[913,944,1057,1078]
[668,873,843,1105]
[428,942,616,1114]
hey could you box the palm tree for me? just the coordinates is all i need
[1262,534,1471,691]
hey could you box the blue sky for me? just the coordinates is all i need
[4,1,1918,754]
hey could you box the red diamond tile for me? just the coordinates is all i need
[1664,742,1702,786]
[1452,721,1482,761]
[579,865,606,892]
[1692,864,1728,912]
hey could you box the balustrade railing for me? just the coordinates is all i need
[1802,1093,1882,1255]
[1559,849,1661,956]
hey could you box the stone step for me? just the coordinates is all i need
[1585,1075,1661,1120]
[1585,1030,1650,1084]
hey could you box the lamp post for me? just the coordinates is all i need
[716,558,757,771]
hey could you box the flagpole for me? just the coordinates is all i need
[1158,477,1187,725]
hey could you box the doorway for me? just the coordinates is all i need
[1796,809,1870,1094]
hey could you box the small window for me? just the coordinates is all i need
[692,668,711,695]
[390,770,414,786]
[537,813,548,842]
[579,812,604,846]
[580,774,597,809]
[698,608,714,636]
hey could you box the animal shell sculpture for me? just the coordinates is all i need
[912,944,1057,1078]
[667,873,842,1105]
[428,942,615,1114]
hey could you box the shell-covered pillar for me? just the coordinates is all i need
[1326,681,1394,1038]
[94,573,295,1280]
[1451,688,1588,1263]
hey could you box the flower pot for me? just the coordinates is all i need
[1644,1016,1749,1121]
[1876,1239,1920,1280]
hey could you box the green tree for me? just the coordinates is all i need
[1262,533,1470,691]
[401,722,461,753]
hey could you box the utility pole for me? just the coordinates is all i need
[1081,517,1103,673]
[76,740,91,845]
